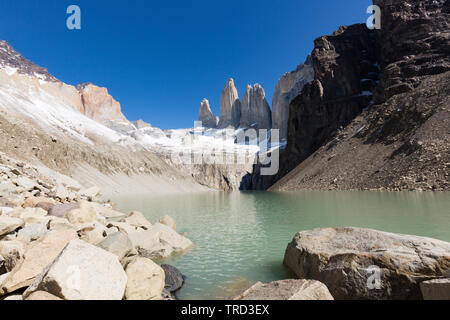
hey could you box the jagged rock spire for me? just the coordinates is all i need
[218,78,241,128]
[198,98,218,128]
[240,84,272,130]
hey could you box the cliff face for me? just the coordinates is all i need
[272,56,314,142]
[77,83,128,125]
[269,0,450,191]
[278,24,379,178]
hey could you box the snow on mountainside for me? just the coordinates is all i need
[0,39,262,191]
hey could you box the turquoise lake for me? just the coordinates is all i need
[112,191,450,300]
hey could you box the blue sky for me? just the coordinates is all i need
[0,0,371,129]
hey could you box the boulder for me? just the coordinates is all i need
[284,228,450,300]
[46,217,75,231]
[128,223,193,260]
[54,184,69,200]
[235,279,334,300]
[17,223,48,242]
[66,201,96,225]
[0,272,9,286]
[159,215,176,231]
[2,294,22,300]
[107,221,139,235]
[89,202,126,219]
[48,203,79,218]
[77,222,108,244]
[0,207,14,216]
[24,239,127,300]
[0,215,24,237]
[0,240,26,272]
[420,279,450,300]
[0,228,78,294]
[23,196,55,208]
[124,257,165,300]
[0,198,14,208]
[35,202,55,212]
[13,177,37,191]
[161,264,184,293]
[13,207,48,226]
[25,291,62,300]
[97,231,135,261]
[121,211,152,230]
[79,186,102,199]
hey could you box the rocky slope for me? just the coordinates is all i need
[267,0,449,191]
[0,153,191,300]
[0,40,210,195]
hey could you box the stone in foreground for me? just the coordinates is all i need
[235,279,334,300]
[284,228,450,300]
[124,256,165,300]
[0,216,24,237]
[97,231,135,261]
[25,291,62,300]
[420,279,450,300]
[1,229,78,294]
[24,239,127,300]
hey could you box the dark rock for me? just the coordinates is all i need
[161,264,184,293]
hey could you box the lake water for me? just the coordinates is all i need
[112,191,450,300]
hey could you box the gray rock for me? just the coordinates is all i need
[0,240,26,272]
[272,56,314,141]
[218,78,241,128]
[128,223,193,260]
[420,279,450,300]
[235,279,334,300]
[97,232,135,261]
[48,203,79,218]
[17,223,48,242]
[284,227,450,300]
[198,99,218,128]
[13,177,37,191]
[240,84,272,130]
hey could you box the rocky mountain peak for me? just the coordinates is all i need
[76,83,128,124]
[240,84,272,130]
[198,98,218,128]
[218,78,241,128]
[0,40,58,82]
